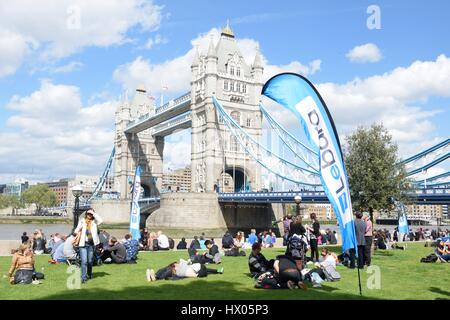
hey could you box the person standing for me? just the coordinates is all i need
[363,215,373,266]
[307,213,321,262]
[21,232,29,244]
[74,208,103,283]
[349,212,366,269]
[283,214,293,246]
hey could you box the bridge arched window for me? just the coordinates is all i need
[236,67,241,77]
[236,82,241,93]
[246,117,252,127]
[231,111,240,124]
[223,80,228,91]
[242,83,247,93]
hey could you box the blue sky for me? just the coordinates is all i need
[0,0,449,183]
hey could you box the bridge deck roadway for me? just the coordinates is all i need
[125,97,191,134]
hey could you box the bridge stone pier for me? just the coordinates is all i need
[147,192,285,234]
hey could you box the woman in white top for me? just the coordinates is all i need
[74,208,103,283]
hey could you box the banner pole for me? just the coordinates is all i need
[357,265,362,296]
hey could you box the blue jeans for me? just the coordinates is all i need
[79,244,94,281]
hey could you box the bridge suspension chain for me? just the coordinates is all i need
[213,96,322,188]
[87,147,116,201]
[259,103,320,173]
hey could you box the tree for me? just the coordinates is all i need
[21,184,58,213]
[344,123,411,222]
[0,194,23,209]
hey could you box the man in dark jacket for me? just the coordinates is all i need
[189,236,201,250]
[349,212,366,269]
[248,242,274,278]
[101,237,126,264]
[222,231,234,249]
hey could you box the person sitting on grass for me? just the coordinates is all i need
[199,233,206,250]
[254,253,307,290]
[146,259,224,281]
[248,242,275,278]
[318,248,339,267]
[8,244,44,285]
[247,229,258,246]
[49,235,67,264]
[123,233,139,263]
[156,231,170,251]
[63,233,77,261]
[189,236,201,251]
[203,240,221,264]
[32,231,46,255]
[101,237,127,264]
[176,237,187,250]
[436,240,450,262]
[262,231,273,248]
[221,231,234,250]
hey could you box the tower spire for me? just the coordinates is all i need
[221,19,235,38]
[207,36,217,58]
[192,45,200,67]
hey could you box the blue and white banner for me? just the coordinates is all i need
[129,166,142,241]
[397,201,409,234]
[262,73,357,252]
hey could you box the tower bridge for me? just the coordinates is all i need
[85,23,449,230]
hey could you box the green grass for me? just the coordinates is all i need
[0,243,448,300]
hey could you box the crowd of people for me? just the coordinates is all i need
[8,208,449,287]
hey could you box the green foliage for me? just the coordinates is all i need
[20,184,58,212]
[0,194,23,209]
[344,124,412,216]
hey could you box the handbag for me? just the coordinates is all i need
[73,232,81,246]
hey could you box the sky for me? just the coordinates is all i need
[0,0,449,184]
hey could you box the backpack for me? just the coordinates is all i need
[420,253,438,263]
[322,265,341,281]
[168,238,175,250]
[287,234,308,260]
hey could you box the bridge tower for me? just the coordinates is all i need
[190,23,264,193]
[114,85,164,199]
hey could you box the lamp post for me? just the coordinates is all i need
[294,195,302,218]
[72,185,83,232]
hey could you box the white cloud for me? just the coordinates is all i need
[51,61,84,74]
[1,80,116,180]
[0,29,37,77]
[346,43,382,63]
[0,0,163,77]
[113,27,321,96]
[143,34,167,49]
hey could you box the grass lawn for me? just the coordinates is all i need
[0,242,448,300]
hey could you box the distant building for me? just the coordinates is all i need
[42,179,69,206]
[405,204,443,223]
[40,175,101,207]
[0,184,6,194]
[302,203,336,221]
[3,182,29,197]
[162,167,191,192]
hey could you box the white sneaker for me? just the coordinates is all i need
[148,269,156,281]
